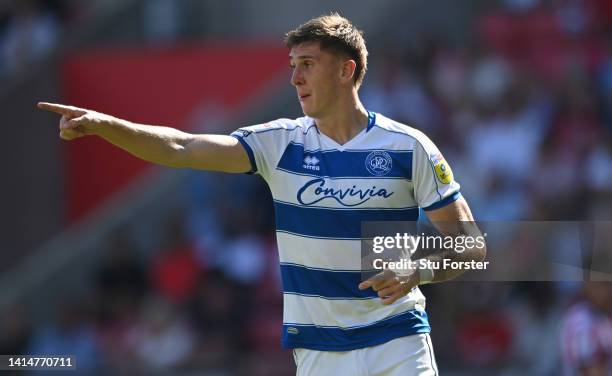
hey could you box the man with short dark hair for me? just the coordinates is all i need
[39,13,485,376]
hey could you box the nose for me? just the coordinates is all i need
[291,67,303,87]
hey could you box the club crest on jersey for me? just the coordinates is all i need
[303,155,320,171]
[432,153,453,184]
[365,151,392,176]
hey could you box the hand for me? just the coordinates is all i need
[37,102,112,141]
[358,268,419,305]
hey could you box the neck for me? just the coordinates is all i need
[314,90,369,145]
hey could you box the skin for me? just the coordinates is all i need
[38,41,485,306]
[359,198,483,305]
[289,41,368,144]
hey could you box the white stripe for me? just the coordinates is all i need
[283,289,426,328]
[277,232,362,270]
[276,230,362,241]
[284,292,377,301]
[274,199,417,211]
[269,171,417,209]
[286,140,415,154]
[276,233,407,272]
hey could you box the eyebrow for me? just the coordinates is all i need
[288,54,317,61]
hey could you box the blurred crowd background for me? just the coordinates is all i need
[1,0,612,375]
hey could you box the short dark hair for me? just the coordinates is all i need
[285,13,368,88]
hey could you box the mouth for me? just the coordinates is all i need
[299,94,311,101]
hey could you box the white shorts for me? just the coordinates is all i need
[292,334,438,376]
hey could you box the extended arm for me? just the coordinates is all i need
[37,102,251,173]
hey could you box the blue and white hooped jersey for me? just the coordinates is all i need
[231,112,461,351]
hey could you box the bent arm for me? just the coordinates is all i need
[37,102,252,173]
[417,196,487,283]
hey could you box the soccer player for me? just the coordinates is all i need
[560,282,612,375]
[39,13,485,376]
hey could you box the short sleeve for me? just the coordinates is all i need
[230,120,297,182]
[412,134,461,211]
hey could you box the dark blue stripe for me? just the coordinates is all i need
[280,263,376,298]
[276,142,412,178]
[230,134,257,174]
[282,309,430,350]
[275,201,419,239]
[277,167,406,180]
[422,191,461,211]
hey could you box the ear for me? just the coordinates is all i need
[340,59,357,85]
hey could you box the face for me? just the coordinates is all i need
[289,42,349,118]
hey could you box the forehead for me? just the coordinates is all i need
[289,41,335,61]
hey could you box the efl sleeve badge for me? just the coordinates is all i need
[433,158,453,184]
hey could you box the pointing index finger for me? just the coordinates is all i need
[37,102,86,117]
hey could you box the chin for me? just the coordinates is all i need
[300,106,316,118]
[302,105,324,119]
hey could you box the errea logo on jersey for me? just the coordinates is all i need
[303,155,320,171]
